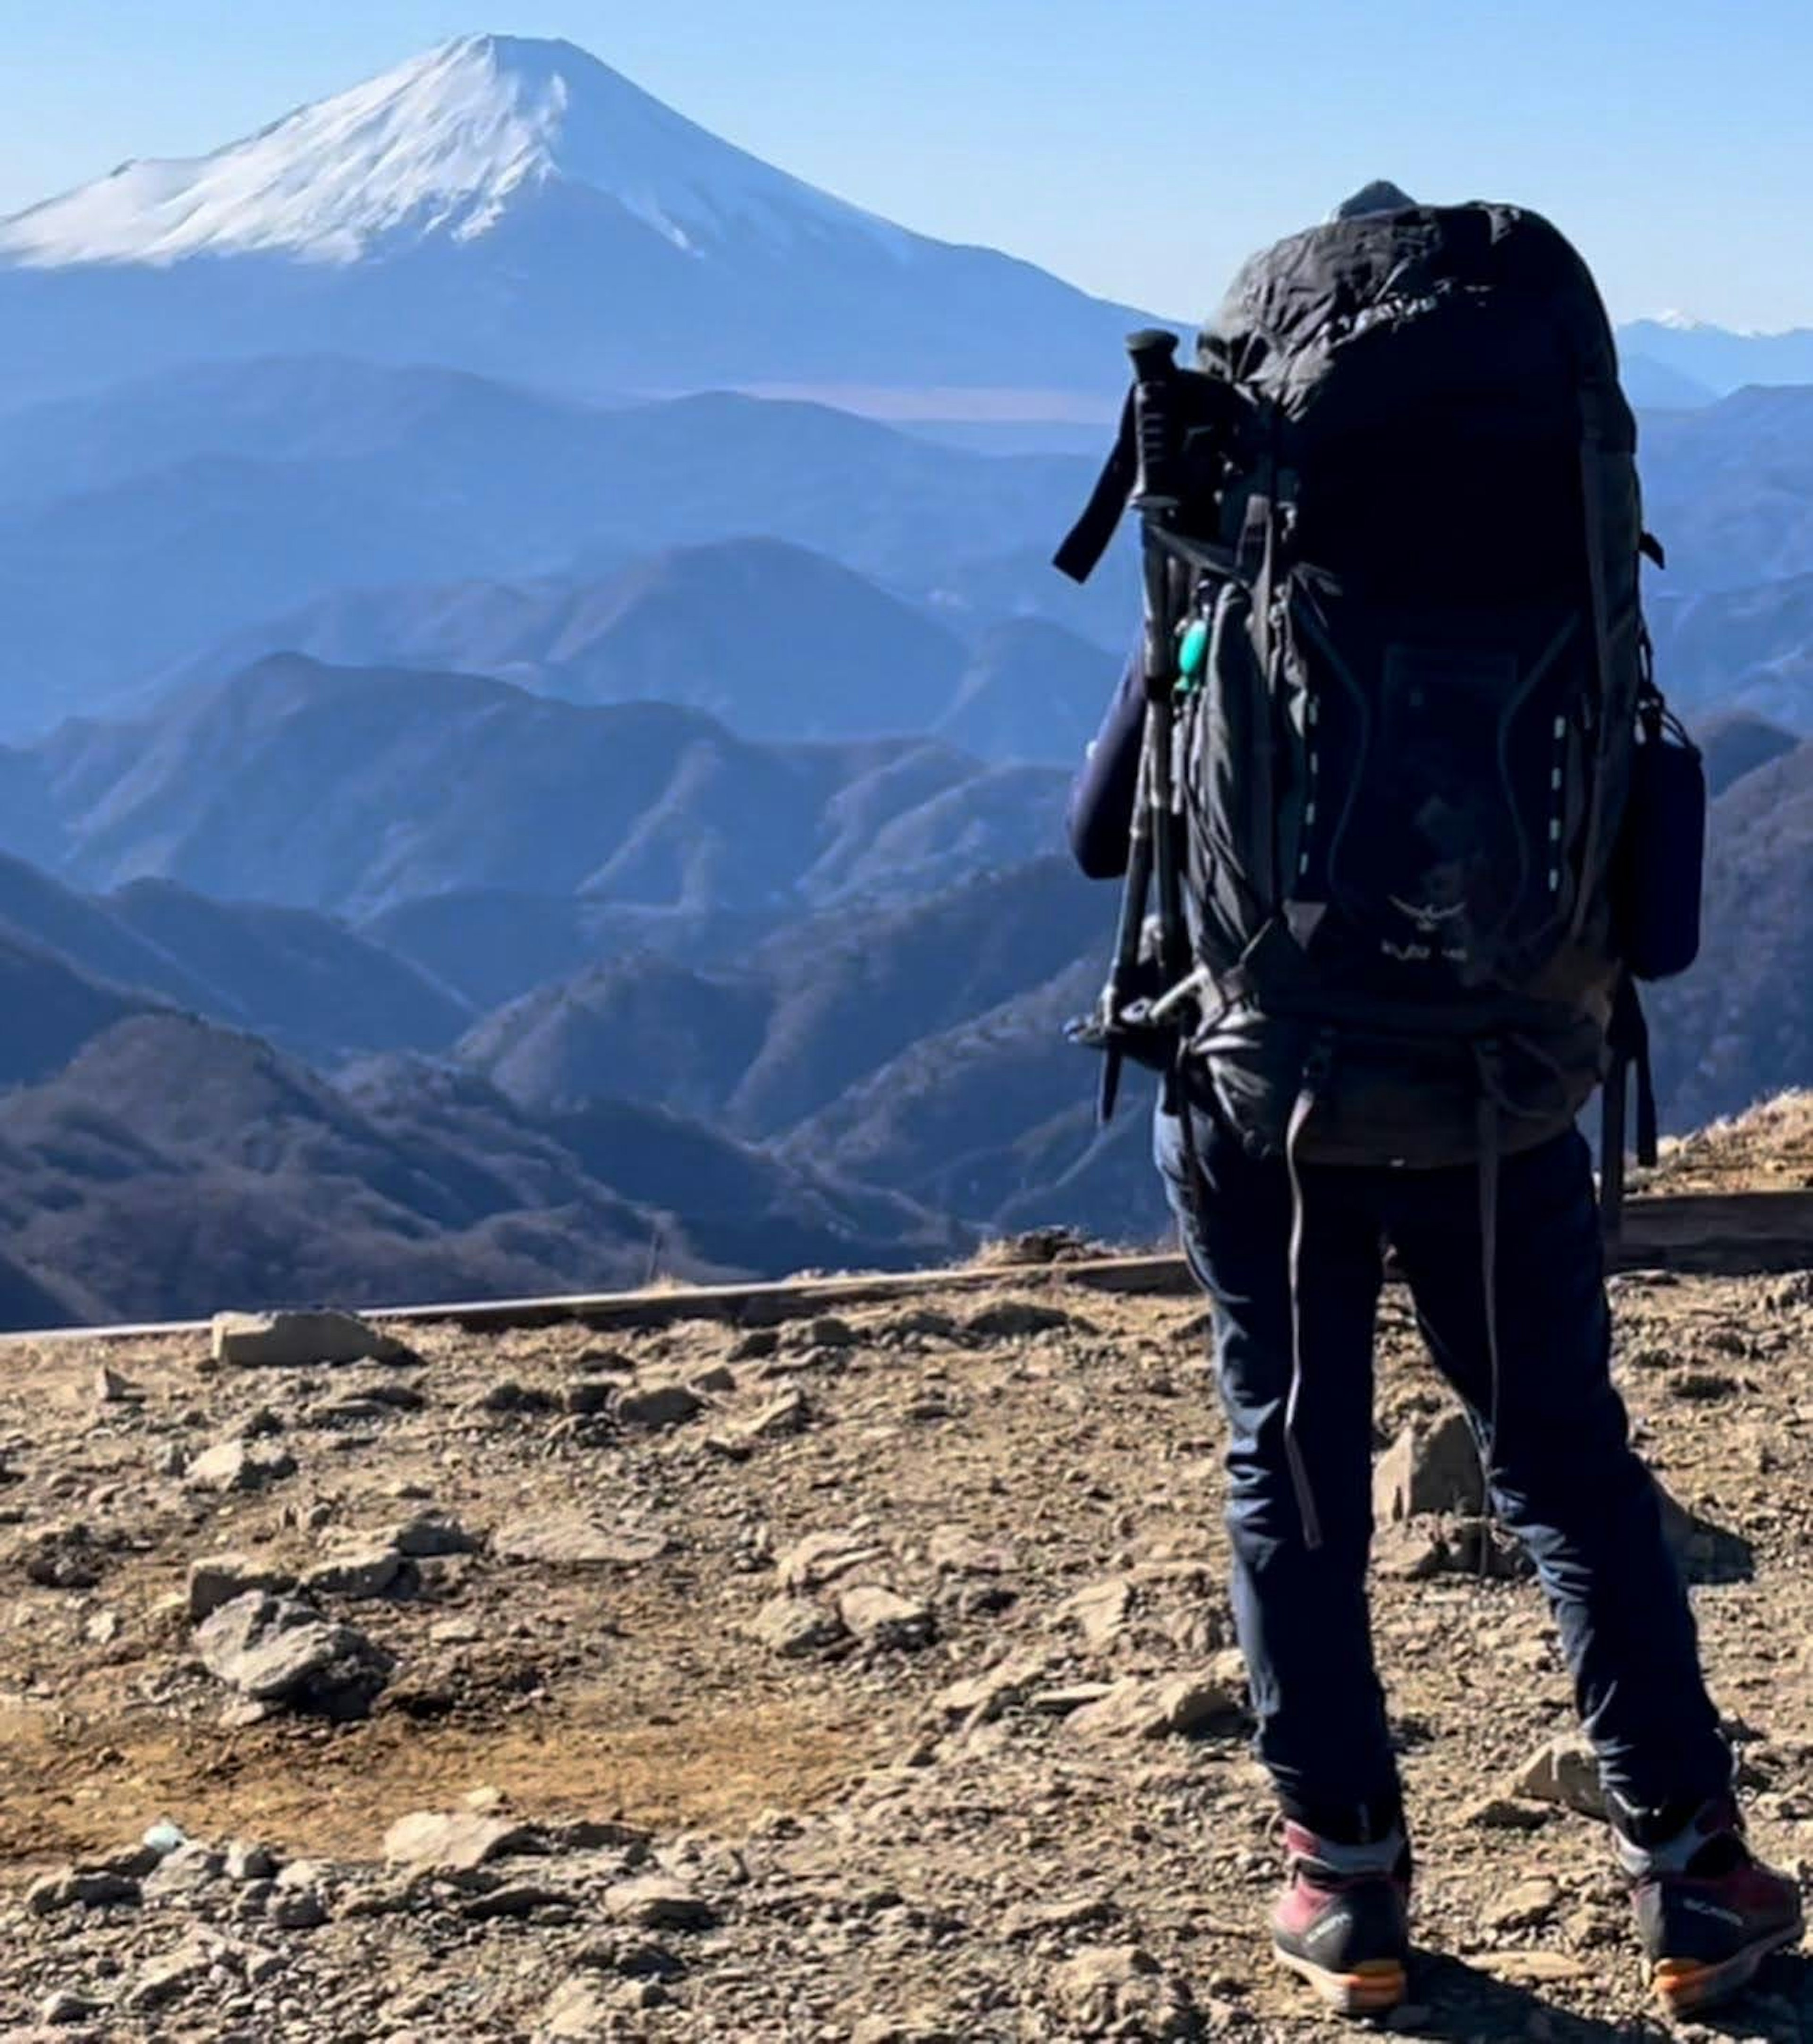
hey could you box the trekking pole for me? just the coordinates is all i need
[1128,330,1192,996]
[1090,330,1184,1126]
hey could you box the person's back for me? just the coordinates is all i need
[1063,183,1802,2020]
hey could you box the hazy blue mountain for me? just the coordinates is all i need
[1641,387,1813,596]
[0,355,593,509]
[1649,569,1813,731]
[457,857,1111,1140]
[29,654,1067,923]
[156,540,1110,756]
[0,849,469,1060]
[0,35,1157,411]
[0,1005,968,1328]
[1619,318,1813,398]
[938,619,1117,764]
[0,365,1093,731]
[1620,352,1719,411]
[1649,741,1813,1133]
[0,928,158,1087]
[1695,711,1804,796]
[164,538,973,738]
[917,537,1139,658]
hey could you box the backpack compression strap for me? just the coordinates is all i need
[1054,387,1139,586]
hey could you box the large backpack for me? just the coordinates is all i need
[1066,202,1695,1178]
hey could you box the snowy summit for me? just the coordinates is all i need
[0,33,908,268]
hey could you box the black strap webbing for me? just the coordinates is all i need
[1053,388,1137,585]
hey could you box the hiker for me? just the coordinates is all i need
[1063,185,1802,2019]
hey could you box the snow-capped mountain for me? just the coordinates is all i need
[0,34,1152,407]
[1617,315,1813,399]
[0,35,912,269]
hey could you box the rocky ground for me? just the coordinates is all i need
[1,1198,1811,2039]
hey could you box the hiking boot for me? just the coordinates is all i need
[1271,1820,1412,2015]
[1615,1795,1805,2015]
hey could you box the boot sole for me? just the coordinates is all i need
[1275,1948,1408,2016]
[1653,1916,1805,2016]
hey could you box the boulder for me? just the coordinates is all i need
[188,1553,297,1622]
[212,1308,411,1368]
[1067,1672,1241,1743]
[603,1874,716,1931]
[382,1808,542,1874]
[187,1441,297,1494]
[837,1584,933,1651]
[750,1594,847,1659]
[195,1591,391,1720]
[1510,1735,1604,1817]
[1373,1411,1486,1522]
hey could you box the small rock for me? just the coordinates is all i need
[966,1300,1076,1341]
[1509,1736,1604,1817]
[1001,1893,1117,1940]
[268,1880,330,1930]
[301,1540,407,1601]
[188,1552,297,1622]
[195,1591,391,1720]
[390,1510,479,1558]
[931,1654,1052,1725]
[686,1364,737,1396]
[563,1379,617,1416]
[212,1308,412,1368]
[1373,1411,1485,1523]
[95,1363,139,1405]
[738,1387,811,1440]
[615,1382,703,1430]
[125,1939,213,2012]
[1068,1672,1241,1742]
[729,1328,779,1361]
[21,1523,105,1590]
[142,1840,225,1899]
[187,1440,298,1493]
[1473,1950,1586,1984]
[543,1976,613,2039]
[1670,1369,1741,1402]
[777,1530,885,1593]
[838,1584,934,1651]
[224,1839,278,1883]
[27,1867,140,1915]
[1056,1944,1197,2040]
[382,1809,542,1874]
[478,1379,559,1415]
[493,1514,671,1568]
[1485,1875,1560,1932]
[1462,1795,1551,1832]
[1059,1575,1137,1651]
[750,1593,847,1659]
[462,1880,569,1921]
[603,1874,716,1931]
[41,1989,103,2026]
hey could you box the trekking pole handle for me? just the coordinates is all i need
[1127,329,1181,513]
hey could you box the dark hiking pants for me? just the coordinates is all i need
[1154,1100,1730,1839]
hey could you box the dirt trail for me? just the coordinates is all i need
[1,1154,1810,2038]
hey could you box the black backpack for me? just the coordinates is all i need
[1060,201,1704,1195]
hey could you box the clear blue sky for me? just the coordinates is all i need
[5,0,1811,330]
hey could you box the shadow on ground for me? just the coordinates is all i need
[1391,1949,1812,2042]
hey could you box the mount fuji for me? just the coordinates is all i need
[0,34,1157,410]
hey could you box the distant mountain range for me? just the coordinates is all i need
[0,664,1795,1325]
[0,34,1155,413]
[9,348,1813,738]
[0,359,1103,732]
[1619,317,1813,400]
[13,654,1070,921]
